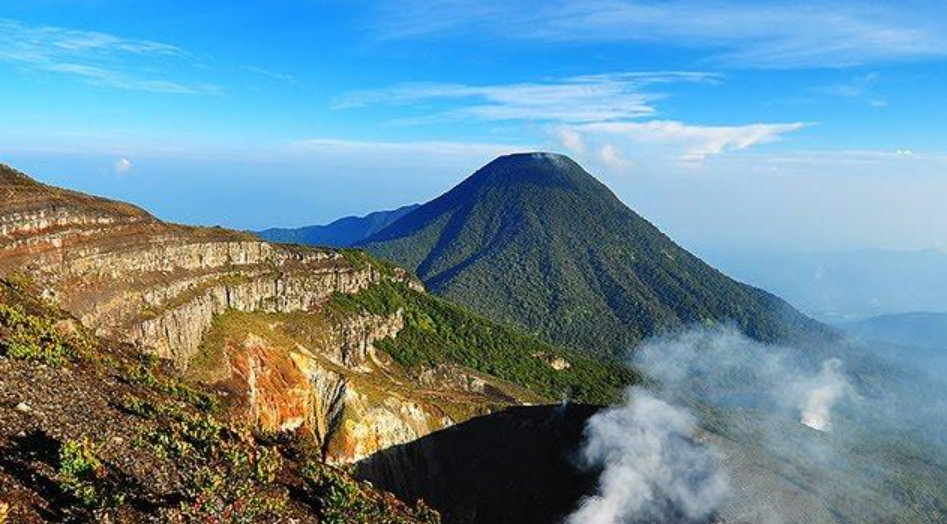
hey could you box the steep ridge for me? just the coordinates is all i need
[258,203,421,247]
[362,153,832,356]
[0,163,546,463]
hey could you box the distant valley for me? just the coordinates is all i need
[710,249,947,323]
[841,311,947,377]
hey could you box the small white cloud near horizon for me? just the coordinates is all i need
[113,157,133,175]
[555,127,586,155]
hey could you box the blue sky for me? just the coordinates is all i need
[1,0,946,253]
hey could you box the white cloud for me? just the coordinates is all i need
[339,72,805,168]
[598,143,631,170]
[44,63,219,95]
[567,389,729,524]
[0,18,217,94]
[555,127,586,154]
[113,157,133,174]
[245,66,300,85]
[335,72,721,123]
[814,72,888,107]
[568,120,807,163]
[816,72,880,97]
[369,0,947,68]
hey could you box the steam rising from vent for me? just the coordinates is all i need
[531,151,570,167]
[567,327,863,523]
[568,389,728,524]
[632,328,857,433]
[799,358,854,432]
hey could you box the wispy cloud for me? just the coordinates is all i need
[0,18,218,94]
[369,0,947,68]
[335,72,721,123]
[570,120,808,162]
[339,71,805,165]
[816,73,880,97]
[245,66,300,85]
[814,72,887,107]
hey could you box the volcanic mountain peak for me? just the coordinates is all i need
[439,152,615,202]
[362,153,832,355]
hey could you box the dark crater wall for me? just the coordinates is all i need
[355,405,601,524]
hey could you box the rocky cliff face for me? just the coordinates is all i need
[203,307,523,464]
[0,163,518,462]
[0,164,387,364]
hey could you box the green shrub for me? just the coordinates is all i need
[57,437,123,509]
[140,409,224,459]
[122,354,219,413]
[163,380,220,413]
[301,462,440,524]
[160,444,288,524]
[303,462,366,524]
[120,394,162,419]
[0,304,81,366]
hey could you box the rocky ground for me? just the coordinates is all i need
[0,278,440,523]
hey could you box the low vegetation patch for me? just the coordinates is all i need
[302,462,440,524]
[0,303,93,366]
[124,390,290,522]
[339,248,402,277]
[122,354,219,413]
[160,443,288,524]
[119,386,438,523]
[57,437,125,510]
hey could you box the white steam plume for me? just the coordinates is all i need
[797,358,854,432]
[566,327,861,524]
[633,327,856,433]
[567,388,729,524]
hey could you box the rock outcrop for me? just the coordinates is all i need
[205,307,523,464]
[0,164,393,366]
